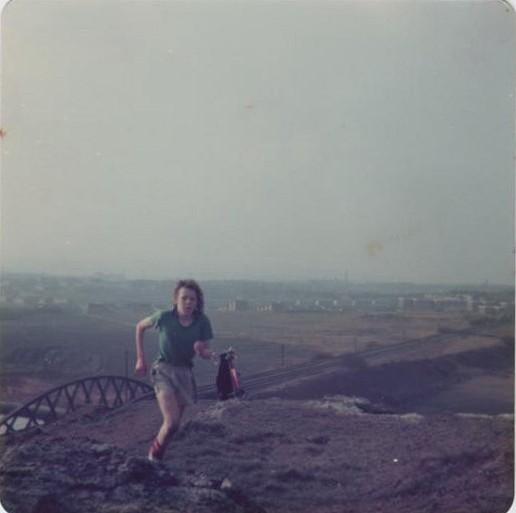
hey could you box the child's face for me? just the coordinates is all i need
[175,287,198,316]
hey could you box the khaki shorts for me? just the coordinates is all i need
[150,361,197,406]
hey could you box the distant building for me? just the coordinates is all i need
[257,301,285,313]
[476,303,511,316]
[398,296,436,312]
[370,296,399,311]
[434,297,468,311]
[314,299,335,310]
[227,300,249,312]
[352,298,374,311]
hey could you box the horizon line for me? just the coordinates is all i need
[1,269,514,289]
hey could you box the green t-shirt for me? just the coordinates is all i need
[149,309,214,368]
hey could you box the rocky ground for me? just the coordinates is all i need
[0,334,514,513]
[0,392,513,513]
[0,428,265,513]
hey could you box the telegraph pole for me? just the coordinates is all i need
[124,349,129,402]
[124,349,129,379]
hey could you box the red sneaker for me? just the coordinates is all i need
[148,438,165,462]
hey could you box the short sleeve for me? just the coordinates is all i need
[200,315,214,341]
[148,310,163,329]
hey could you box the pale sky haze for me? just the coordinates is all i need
[1,0,515,284]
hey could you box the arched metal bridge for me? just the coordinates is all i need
[0,376,154,435]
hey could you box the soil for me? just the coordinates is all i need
[1,395,512,513]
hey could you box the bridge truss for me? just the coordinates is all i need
[0,376,154,435]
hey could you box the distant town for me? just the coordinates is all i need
[1,272,513,321]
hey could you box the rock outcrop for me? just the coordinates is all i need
[0,434,265,513]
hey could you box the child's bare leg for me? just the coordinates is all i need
[150,389,185,459]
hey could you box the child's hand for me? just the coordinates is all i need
[134,358,148,377]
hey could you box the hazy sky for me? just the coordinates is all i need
[1,0,515,284]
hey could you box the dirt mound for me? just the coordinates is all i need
[1,397,512,513]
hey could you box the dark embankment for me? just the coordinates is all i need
[253,338,514,415]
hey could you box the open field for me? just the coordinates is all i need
[211,309,471,352]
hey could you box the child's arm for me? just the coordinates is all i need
[194,340,217,362]
[135,317,154,376]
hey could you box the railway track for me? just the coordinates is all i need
[196,327,500,399]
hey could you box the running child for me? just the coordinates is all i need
[135,279,216,461]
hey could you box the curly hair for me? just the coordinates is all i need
[173,279,205,314]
